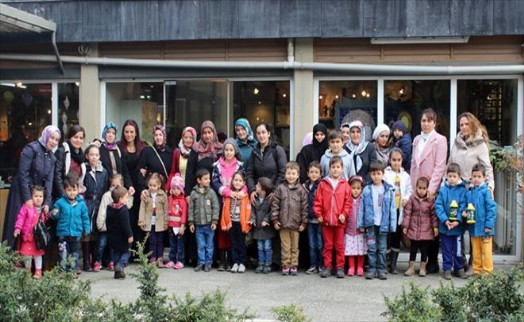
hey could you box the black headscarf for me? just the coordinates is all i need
[312,123,329,155]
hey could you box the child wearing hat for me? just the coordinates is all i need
[391,120,412,172]
[165,173,188,269]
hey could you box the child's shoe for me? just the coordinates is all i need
[156,258,164,268]
[174,261,184,269]
[108,261,115,271]
[238,263,246,273]
[281,266,290,276]
[404,261,415,276]
[365,272,375,280]
[419,262,427,277]
[256,265,264,273]
[263,263,271,274]
[305,266,317,275]
[194,264,204,272]
[164,261,175,269]
[149,257,156,265]
[230,263,239,273]
[456,269,468,279]
[336,269,345,279]
[377,272,387,280]
[290,266,298,276]
[347,267,355,276]
[443,270,452,280]
[204,264,211,272]
[357,267,364,276]
[33,269,42,280]
[93,261,101,272]
[320,268,331,278]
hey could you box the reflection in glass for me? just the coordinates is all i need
[58,83,80,138]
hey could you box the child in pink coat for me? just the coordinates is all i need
[13,186,48,279]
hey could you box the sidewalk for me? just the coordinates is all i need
[83,262,471,322]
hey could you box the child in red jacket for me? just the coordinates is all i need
[314,156,352,279]
[165,173,187,269]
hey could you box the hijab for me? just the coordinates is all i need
[38,125,61,152]
[235,118,257,146]
[312,123,329,155]
[193,120,223,162]
[346,120,369,173]
[178,126,197,157]
[102,122,118,150]
[153,124,167,151]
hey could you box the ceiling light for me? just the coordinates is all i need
[253,88,259,95]
[370,36,469,45]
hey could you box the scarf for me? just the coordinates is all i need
[38,125,61,152]
[312,123,329,156]
[346,120,369,173]
[153,124,167,151]
[102,122,118,150]
[178,126,196,157]
[193,120,223,162]
[66,140,84,164]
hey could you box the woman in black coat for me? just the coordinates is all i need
[3,125,61,248]
[54,125,86,198]
[296,123,328,183]
[99,122,134,194]
[137,125,173,192]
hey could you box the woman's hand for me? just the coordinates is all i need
[13,229,20,238]
[128,186,136,196]
[140,189,148,201]
[250,191,257,204]
[25,199,33,208]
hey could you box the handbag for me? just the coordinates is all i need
[34,211,51,250]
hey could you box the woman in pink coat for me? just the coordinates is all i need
[410,108,448,274]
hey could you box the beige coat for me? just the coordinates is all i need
[449,130,494,190]
[138,189,168,232]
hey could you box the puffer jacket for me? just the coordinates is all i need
[467,182,497,237]
[402,194,438,241]
[51,195,90,237]
[250,196,276,240]
[449,130,494,190]
[271,182,308,231]
[313,177,351,227]
[15,204,48,242]
[435,179,467,236]
[357,181,397,233]
[392,133,412,171]
[188,186,220,226]
[138,189,168,232]
[246,141,287,193]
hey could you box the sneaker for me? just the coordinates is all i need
[164,261,175,269]
[217,264,225,271]
[365,272,375,280]
[378,272,387,280]
[93,261,101,272]
[263,264,271,274]
[174,261,184,269]
[306,266,317,275]
[108,262,115,271]
[336,268,345,279]
[466,265,474,276]
[282,266,290,276]
[456,269,468,279]
[256,265,264,273]
[320,268,332,278]
[443,270,452,280]
[204,264,211,272]
[238,263,246,273]
[230,263,239,273]
[194,264,204,272]
[290,266,298,276]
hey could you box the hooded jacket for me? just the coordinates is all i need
[467,182,497,237]
[51,194,90,237]
[402,194,438,241]
[220,194,251,233]
[435,179,467,236]
[320,149,355,180]
[313,177,351,227]
[271,182,308,231]
[188,185,220,226]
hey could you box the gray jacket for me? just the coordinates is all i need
[188,185,219,226]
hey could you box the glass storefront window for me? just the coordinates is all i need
[232,81,290,154]
[384,80,451,141]
[458,79,519,255]
[58,83,80,137]
[106,82,164,144]
[0,83,52,182]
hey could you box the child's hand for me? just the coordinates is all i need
[249,220,255,226]
[128,236,134,244]
[261,221,268,227]
[13,229,20,238]
[359,228,366,233]
[401,199,408,207]
[484,228,491,234]
[211,223,217,230]
[25,199,33,208]
[274,222,281,230]
[445,220,452,230]
[462,211,468,218]
[180,225,185,236]
[338,214,345,224]
[189,225,195,233]
[433,228,439,237]
[402,228,407,235]
[128,186,136,196]
[317,216,323,223]
[43,205,49,214]
[237,191,245,198]
[298,224,305,232]
[52,209,59,216]
[140,189,148,201]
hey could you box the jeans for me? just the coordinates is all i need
[195,225,214,265]
[168,229,185,264]
[366,226,388,275]
[230,222,246,265]
[257,239,272,264]
[58,236,81,271]
[307,223,323,268]
[112,250,131,271]
[149,226,165,260]
[97,232,113,263]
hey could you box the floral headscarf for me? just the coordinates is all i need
[102,122,118,150]
[193,120,223,162]
[178,126,197,157]
[38,125,61,152]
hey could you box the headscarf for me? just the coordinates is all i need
[373,124,390,141]
[193,120,223,162]
[178,126,197,157]
[102,122,118,150]
[346,120,369,174]
[222,138,241,161]
[38,125,61,152]
[153,124,167,151]
[234,118,256,143]
[302,132,313,146]
[312,123,329,154]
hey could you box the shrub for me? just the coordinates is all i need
[383,282,441,322]
[271,304,311,322]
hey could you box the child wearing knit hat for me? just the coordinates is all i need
[165,173,188,269]
[391,120,412,172]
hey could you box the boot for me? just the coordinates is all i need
[389,250,399,274]
[224,250,232,271]
[419,262,427,277]
[404,261,415,276]
[82,242,91,271]
[386,249,392,272]
[217,250,225,271]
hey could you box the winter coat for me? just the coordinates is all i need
[237,138,257,169]
[106,204,133,252]
[188,186,220,226]
[449,130,494,190]
[212,157,245,197]
[83,162,109,232]
[357,181,397,233]
[168,194,188,228]
[313,177,351,227]
[4,140,56,247]
[15,204,48,242]
[250,196,276,240]
[220,194,252,233]
[392,133,412,171]
[346,195,363,236]
[168,148,198,197]
[303,180,320,221]
[97,190,133,232]
[246,141,287,193]
[320,150,355,180]
[344,143,377,183]
[99,145,132,189]
[384,166,413,225]
[138,189,168,232]
[54,142,86,198]
[402,194,438,241]
[435,180,467,236]
[296,144,327,184]
[137,145,173,192]
[411,131,447,195]
[51,195,90,237]
[467,182,497,237]
[271,182,308,231]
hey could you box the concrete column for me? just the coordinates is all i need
[79,45,102,143]
[292,38,314,159]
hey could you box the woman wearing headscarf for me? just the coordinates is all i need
[137,125,173,192]
[3,125,61,249]
[167,126,198,197]
[234,118,258,169]
[296,123,329,183]
[99,122,133,195]
[54,125,86,199]
[345,120,377,183]
[373,124,392,168]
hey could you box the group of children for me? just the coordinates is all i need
[14,129,497,281]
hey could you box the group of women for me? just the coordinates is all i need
[4,108,494,271]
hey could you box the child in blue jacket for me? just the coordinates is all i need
[465,163,497,275]
[51,174,90,273]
